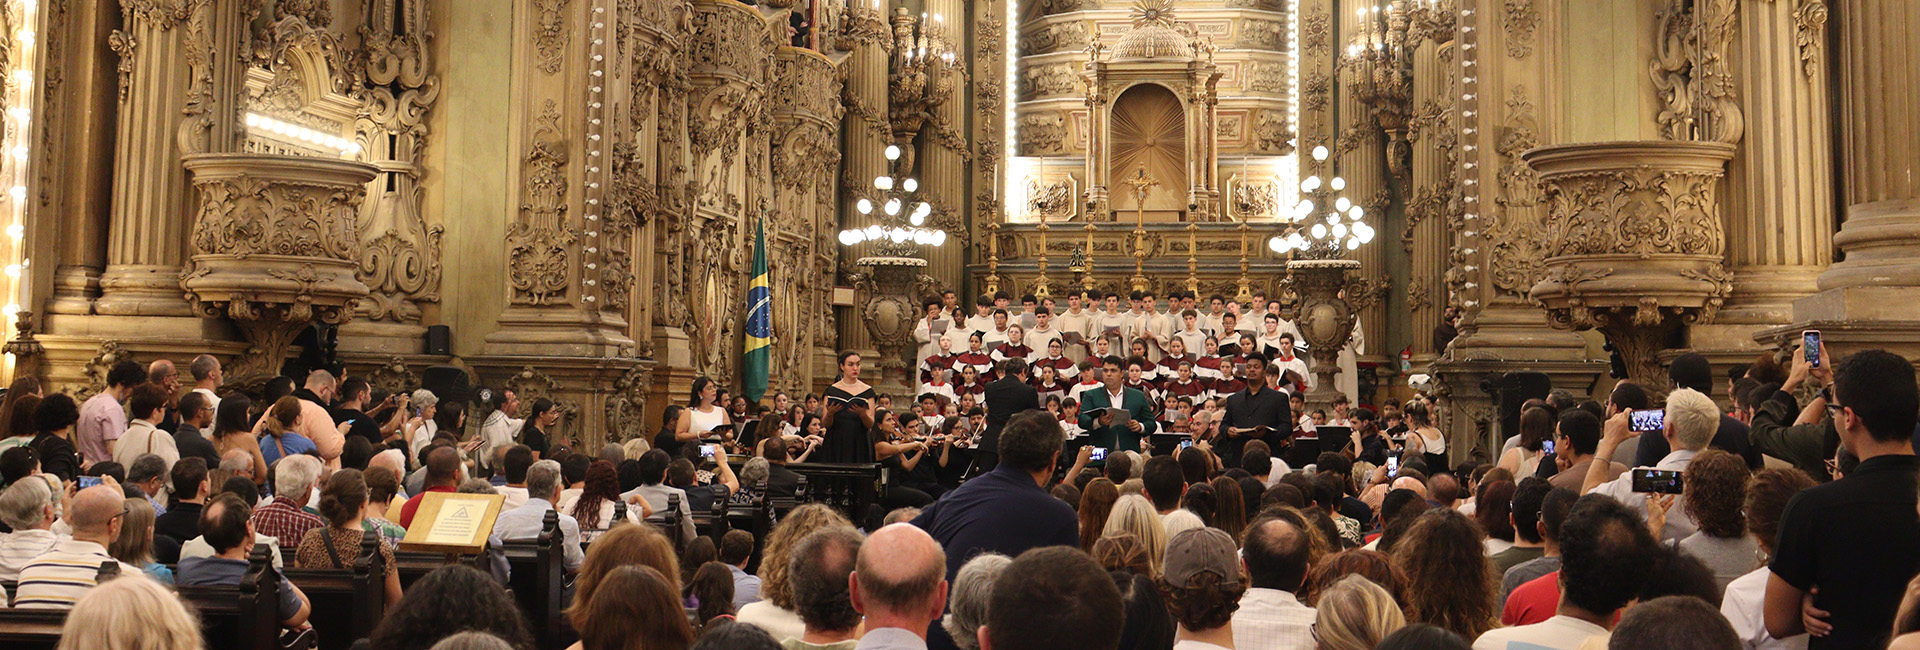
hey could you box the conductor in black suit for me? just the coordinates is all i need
[978,357,1041,473]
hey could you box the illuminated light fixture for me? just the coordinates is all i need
[244,112,362,158]
[1312,146,1329,161]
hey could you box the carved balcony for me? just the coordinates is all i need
[182,153,380,381]
[1522,141,1737,389]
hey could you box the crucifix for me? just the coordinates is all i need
[1123,166,1159,293]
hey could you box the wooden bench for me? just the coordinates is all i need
[644,493,688,551]
[496,510,566,650]
[692,492,731,547]
[0,562,118,650]
[391,550,484,590]
[175,546,316,650]
[282,534,389,650]
[726,479,778,573]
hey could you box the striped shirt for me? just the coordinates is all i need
[11,540,133,608]
[0,529,65,581]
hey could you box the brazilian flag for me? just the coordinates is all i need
[743,220,773,402]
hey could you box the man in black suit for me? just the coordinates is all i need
[764,436,805,500]
[978,357,1041,474]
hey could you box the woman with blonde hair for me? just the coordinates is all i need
[1311,574,1406,650]
[568,522,682,628]
[1100,494,1168,576]
[109,500,172,583]
[1078,478,1120,552]
[58,574,203,650]
[736,503,852,640]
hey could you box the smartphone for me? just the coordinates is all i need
[1541,439,1555,455]
[700,445,717,460]
[77,476,102,489]
[1178,440,1194,451]
[1629,409,1666,433]
[1089,447,1108,462]
[1386,456,1399,475]
[1630,468,1684,494]
[1803,330,1823,368]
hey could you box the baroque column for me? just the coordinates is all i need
[920,2,966,297]
[1404,33,1455,362]
[91,0,210,322]
[835,2,889,371]
[1780,1,1920,358]
[1335,4,1389,394]
[42,0,121,317]
[1430,0,1601,460]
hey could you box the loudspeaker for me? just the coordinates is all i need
[425,325,451,356]
[421,365,472,405]
[1484,371,1552,447]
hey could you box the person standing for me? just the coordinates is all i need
[1217,353,1291,469]
[1764,349,1920,649]
[1078,356,1157,455]
[76,360,146,466]
[188,354,223,414]
[912,410,1078,582]
[818,352,878,465]
[978,358,1040,474]
[478,388,524,474]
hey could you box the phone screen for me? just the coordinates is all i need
[1629,409,1666,433]
[1631,468,1684,494]
[700,445,717,459]
[1386,456,1399,475]
[77,476,102,489]
[1089,447,1108,462]
[1541,439,1555,455]
[1178,440,1194,451]
[1804,330,1823,368]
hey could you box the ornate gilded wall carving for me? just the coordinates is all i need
[354,0,443,326]
[1651,0,1742,144]
[1018,112,1067,155]
[1018,21,1089,57]
[1502,0,1538,59]
[507,102,575,306]
[1484,85,1547,300]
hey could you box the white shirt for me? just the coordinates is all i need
[112,418,181,477]
[179,533,284,569]
[1589,448,1699,543]
[1272,356,1312,391]
[0,529,66,581]
[192,387,222,414]
[738,601,807,641]
[1231,587,1316,650]
[963,314,996,337]
[479,411,525,471]
[1173,642,1234,650]
[1472,615,1609,650]
[1722,567,1807,650]
[488,497,585,571]
[497,486,531,510]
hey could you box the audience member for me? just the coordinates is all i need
[0,475,62,580]
[488,458,585,576]
[1491,479,1550,573]
[1377,624,1471,650]
[621,449,697,542]
[295,468,403,607]
[1310,575,1406,650]
[400,446,463,527]
[722,528,763,609]
[153,457,209,560]
[1655,449,1754,594]
[692,620,785,650]
[575,565,695,650]
[12,483,133,608]
[786,526,865,649]
[912,410,1077,581]
[252,453,324,545]
[1157,527,1248,649]
[495,445,535,509]
[1302,550,1406,610]
[55,573,203,650]
[1479,494,1657,649]
[75,360,143,465]
[368,564,533,650]
[740,503,853,640]
[112,383,180,472]
[1586,387,1718,542]
[1232,511,1315,649]
[175,493,311,627]
[942,553,1011,650]
[428,632,516,650]
[1393,508,1498,640]
[851,523,949,649]
[109,497,171,582]
[1500,487,1576,604]
[1765,349,1920,649]
[1609,595,1740,650]
[1719,468,1814,650]
[979,546,1124,650]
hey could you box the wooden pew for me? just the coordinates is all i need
[282,534,389,650]
[726,479,775,573]
[0,562,118,650]
[497,510,565,650]
[175,546,317,650]
[644,493,687,551]
[391,549,484,590]
[692,491,730,546]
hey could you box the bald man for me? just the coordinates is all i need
[148,359,184,433]
[251,370,344,466]
[13,483,136,608]
[852,523,950,648]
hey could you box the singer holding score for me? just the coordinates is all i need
[817,351,877,464]
[1078,355,1157,456]
[1216,352,1292,468]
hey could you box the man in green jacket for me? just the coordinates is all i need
[1078,355,1158,454]
[1750,342,1839,481]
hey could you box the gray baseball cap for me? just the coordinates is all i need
[1163,527,1241,588]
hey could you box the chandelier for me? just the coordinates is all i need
[838,144,948,256]
[1268,145,1375,259]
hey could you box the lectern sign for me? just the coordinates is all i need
[400,492,506,554]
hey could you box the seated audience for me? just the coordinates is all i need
[253,453,325,545]
[721,528,762,609]
[368,564,534,650]
[12,483,133,608]
[981,546,1124,650]
[568,521,683,633]
[912,410,1078,581]
[1158,527,1249,649]
[1480,494,1659,649]
[571,565,695,650]
[176,493,312,628]
[1393,508,1499,640]
[784,526,866,649]
[1302,550,1407,610]
[362,465,408,548]
[0,475,63,580]
[1655,449,1754,594]
[56,573,204,650]
[942,553,1012,650]
[1232,510,1317,649]
[621,449,697,542]
[739,503,852,640]
[1501,487,1577,605]
[400,446,464,527]
[851,523,949,648]
[495,445,535,509]
[153,457,210,562]
[295,468,403,607]
[1608,595,1741,650]
[692,620,785,650]
[687,561,737,629]
[109,497,171,583]
[1311,575,1407,650]
[430,632,517,650]
[29,393,82,482]
[1378,624,1471,650]
[1719,468,1814,650]
[489,458,585,575]
[1100,494,1169,577]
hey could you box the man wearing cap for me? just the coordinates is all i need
[1161,527,1251,650]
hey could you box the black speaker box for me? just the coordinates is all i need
[426,325,451,356]
[1485,371,1552,448]
[421,365,472,405]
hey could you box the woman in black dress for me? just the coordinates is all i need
[30,393,82,482]
[517,398,560,460]
[816,351,876,464]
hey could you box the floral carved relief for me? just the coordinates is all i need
[507,101,574,306]
[534,0,573,74]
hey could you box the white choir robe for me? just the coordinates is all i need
[913,316,954,367]
[1337,318,1364,404]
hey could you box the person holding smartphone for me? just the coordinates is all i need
[1582,387,1720,543]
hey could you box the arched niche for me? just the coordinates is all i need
[1109,82,1188,217]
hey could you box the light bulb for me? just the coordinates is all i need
[890,228,910,243]
[910,211,926,226]
[1269,237,1286,253]
[1356,223,1376,243]
[840,230,859,245]
[856,198,873,214]
[885,145,901,160]
[1349,206,1364,220]
[874,176,893,190]
[1330,177,1346,190]
[914,202,932,218]
[903,178,919,192]
[1335,197,1352,212]
[5,224,21,239]
[1332,223,1348,239]
[866,225,884,239]
[1302,176,1321,192]
[1289,233,1306,248]
[1312,146,1329,161]
[885,198,902,215]
[1347,237,1361,250]
[932,231,948,246]
[1298,199,1314,215]
[1311,223,1328,239]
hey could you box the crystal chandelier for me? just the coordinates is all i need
[1268,145,1375,259]
[838,144,948,256]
